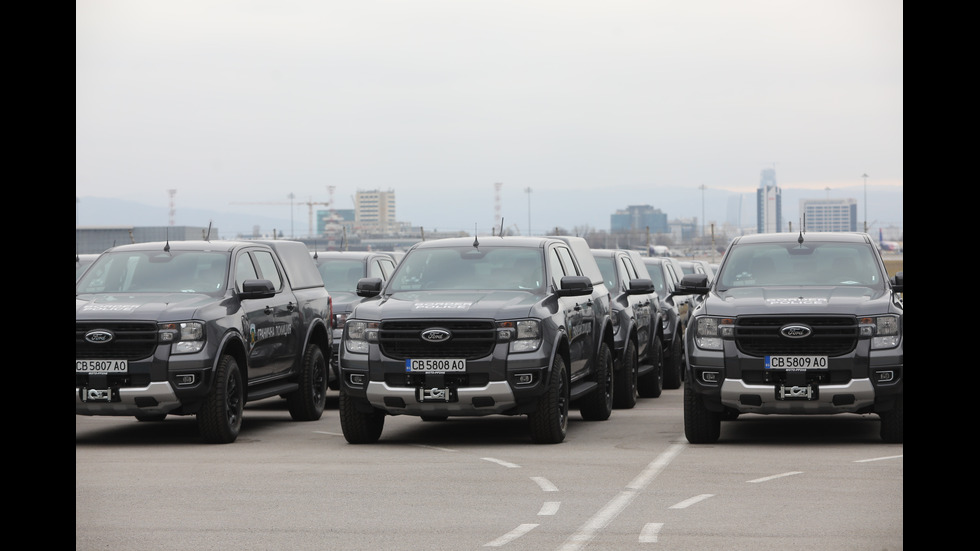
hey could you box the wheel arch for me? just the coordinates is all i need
[304,317,331,364]
[216,331,249,388]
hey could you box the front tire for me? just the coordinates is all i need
[197,354,244,444]
[663,334,684,390]
[580,341,614,421]
[684,381,720,444]
[339,388,385,444]
[286,344,327,421]
[613,339,638,409]
[638,335,664,398]
[879,395,903,443]
[528,355,569,444]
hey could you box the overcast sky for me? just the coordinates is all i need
[76,1,903,238]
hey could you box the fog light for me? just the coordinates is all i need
[514,373,534,385]
[702,371,719,383]
[876,370,894,382]
[175,374,196,386]
[349,373,365,385]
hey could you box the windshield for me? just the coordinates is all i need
[315,259,364,293]
[388,247,544,292]
[717,242,883,289]
[76,250,231,294]
[76,258,96,282]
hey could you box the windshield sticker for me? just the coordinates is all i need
[765,298,828,305]
[413,302,471,310]
[81,303,139,313]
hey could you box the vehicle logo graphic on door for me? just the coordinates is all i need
[84,329,114,343]
[420,329,451,342]
[780,324,812,338]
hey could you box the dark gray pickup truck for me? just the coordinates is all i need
[338,235,615,444]
[75,239,332,443]
[678,231,903,444]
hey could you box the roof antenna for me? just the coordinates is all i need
[498,217,505,237]
[797,213,806,245]
[473,224,480,248]
[204,220,213,241]
[312,240,319,259]
[164,227,171,252]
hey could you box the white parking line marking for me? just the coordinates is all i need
[669,494,714,509]
[531,476,559,492]
[639,523,664,543]
[414,444,458,452]
[484,523,539,547]
[747,471,803,483]
[538,501,560,516]
[854,454,903,463]
[626,443,686,490]
[558,443,685,551]
[482,457,520,468]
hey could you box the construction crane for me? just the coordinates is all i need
[230,198,331,237]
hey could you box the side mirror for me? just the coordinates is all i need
[556,275,593,297]
[626,278,654,295]
[239,279,276,299]
[676,274,710,295]
[356,277,384,298]
[890,271,903,293]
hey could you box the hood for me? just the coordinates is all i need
[328,291,360,314]
[76,292,226,322]
[702,285,892,317]
[351,290,542,321]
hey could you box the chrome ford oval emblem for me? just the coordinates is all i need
[780,324,812,338]
[85,329,114,344]
[420,328,451,343]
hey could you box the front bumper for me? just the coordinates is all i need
[341,341,551,416]
[75,348,214,417]
[686,338,903,415]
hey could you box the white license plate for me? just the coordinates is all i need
[76,359,128,373]
[405,359,466,372]
[765,355,827,369]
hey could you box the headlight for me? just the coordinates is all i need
[159,322,205,354]
[868,315,901,349]
[693,316,734,351]
[345,320,378,354]
[497,320,541,353]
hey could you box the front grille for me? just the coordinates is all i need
[76,322,158,360]
[734,315,858,356]
[383,372,491,388]
[75,373,151,388]
[379,319,496,360]
[741,370,852,385]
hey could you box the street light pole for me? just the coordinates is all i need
[861,173,868,233]
[699,184,706,246]
[525,187,532,236]
[288,192,295,238]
